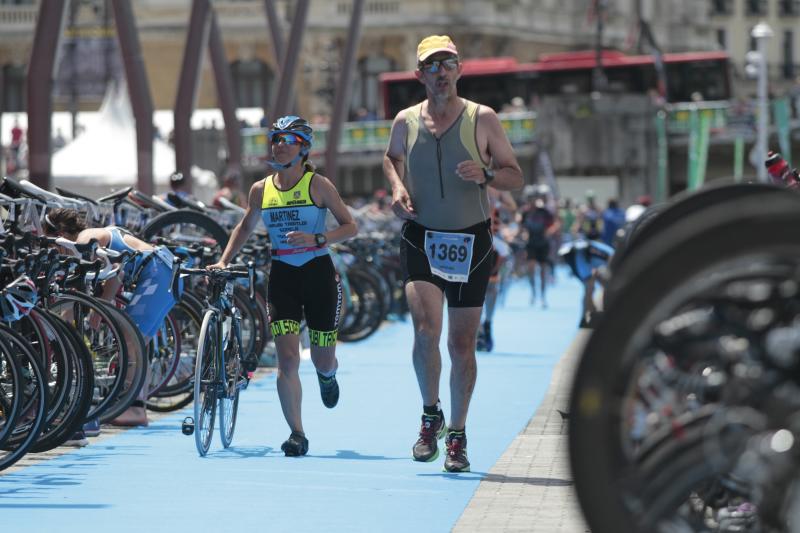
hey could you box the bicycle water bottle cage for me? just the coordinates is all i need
[181,416,195,436]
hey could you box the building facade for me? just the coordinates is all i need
[709,0,800,96]
[1,0,719,120]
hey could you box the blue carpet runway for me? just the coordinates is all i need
[0,276,582,533]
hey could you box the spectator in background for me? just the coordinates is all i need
[600,198,625,247]
[161,171,193,207]
[52,128,67,152]
[625,194,652,223]
[573,191,601,241]
[212,171,246,209]
[10,118,22,151]
[354,107,378,122]
[501,96,527,114]
[790,75,800,119]
[558,197,577,242]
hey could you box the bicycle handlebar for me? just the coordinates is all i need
[181,261,256,298]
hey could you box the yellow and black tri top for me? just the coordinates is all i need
[261,170,329,267]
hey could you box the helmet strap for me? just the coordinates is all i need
[267,148,308,171]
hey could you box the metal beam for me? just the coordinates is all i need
[268,0,309,126]
[27,0,68,190]
[111,0,155,195]
[324,0,364,184]
[174,0,212,191]
[263,0,285,67]
[208,11,241,178]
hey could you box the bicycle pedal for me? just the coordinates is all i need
[181,416,195,436]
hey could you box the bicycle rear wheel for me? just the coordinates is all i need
[194,310,218,456]
[218,319,242,449]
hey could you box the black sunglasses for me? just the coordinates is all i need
[271,133,303,145]
[419,57,459,74]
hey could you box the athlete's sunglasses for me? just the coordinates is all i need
[419,57,459,74]
[271,132,303,145]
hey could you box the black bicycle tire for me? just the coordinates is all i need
[28,310,95,452]
[194,310,218,456]
[0,333,21,448]
[605,182,791,307]
[569,194,800,533]
[145,310,183,397]
[218,320,242,448]
[0,324,48,471]
[148,294,204,402]
[339,268,386,342]
[93,300,148,424]
[141,209,230,250]
[47,293,131,421]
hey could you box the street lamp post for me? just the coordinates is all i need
[752,21,773,182]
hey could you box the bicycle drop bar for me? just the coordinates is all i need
[181,265,252,279]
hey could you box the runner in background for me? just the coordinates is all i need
[476,208,511,352]
[521,189,560,307]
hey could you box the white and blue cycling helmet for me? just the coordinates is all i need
[267,115,314,170]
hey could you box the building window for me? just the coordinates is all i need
[711,0,733,15]
[780,0,800,15]
[746,0,768,16]
[2,64,26,113]
[230,60,272,109]
[717,28,727,50]
[352,55,394,119]
[784,30,795,79]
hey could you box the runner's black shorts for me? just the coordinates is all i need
[267,255,342,332]
[400,219,493,308]
[526,241,550,263]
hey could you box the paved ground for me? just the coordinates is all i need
[455,331,590,532]
[0,275,591,532]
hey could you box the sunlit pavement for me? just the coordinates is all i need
[0,273,585,533]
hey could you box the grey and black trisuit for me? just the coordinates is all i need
[400,98,493,307]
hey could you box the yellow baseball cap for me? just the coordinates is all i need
[417,35,459,63]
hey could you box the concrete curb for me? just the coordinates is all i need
[454,331,591,533]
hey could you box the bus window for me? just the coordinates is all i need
[666,60,730,102]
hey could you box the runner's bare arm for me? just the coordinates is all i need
[211,180,264,268]
[458,106,524,191]
[383,110,416,220]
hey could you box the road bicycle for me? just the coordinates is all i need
[180,262,255,457]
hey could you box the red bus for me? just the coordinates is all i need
[379,50,732,118]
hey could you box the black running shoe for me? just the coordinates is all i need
[281,431,309,457]
[317,372,339,408]
[242,351,259,374]
[444,431,470,473]
[412,411,447,462]
[483,321,494,352]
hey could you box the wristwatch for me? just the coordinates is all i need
[314,233,328,247]
[482,168,496,186]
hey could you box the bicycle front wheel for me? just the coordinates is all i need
[218,319,242,449]
[194,311,218,457]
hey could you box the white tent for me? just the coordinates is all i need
[51,83,217,203]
